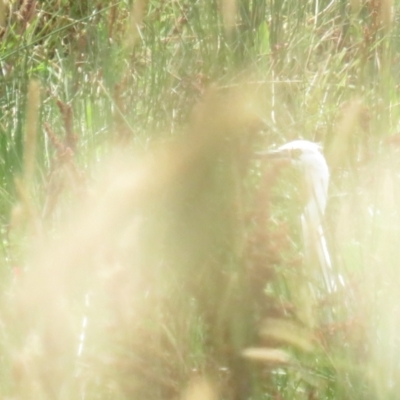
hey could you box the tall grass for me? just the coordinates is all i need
[0,0,400,399]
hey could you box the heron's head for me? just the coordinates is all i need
[258,140,330,214]
[258,140,328,177]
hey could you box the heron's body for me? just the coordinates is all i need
[261,140,336,292]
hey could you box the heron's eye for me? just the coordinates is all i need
[290,149,302,159]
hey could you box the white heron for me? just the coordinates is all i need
[259,140,338,293]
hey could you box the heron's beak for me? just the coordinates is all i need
[255,149,292,168]
[255,149,290,160]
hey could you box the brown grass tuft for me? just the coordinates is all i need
[56,99,77,152]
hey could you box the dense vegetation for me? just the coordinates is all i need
[0,0,400,399]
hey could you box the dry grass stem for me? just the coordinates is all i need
[125,0,148,48]
[242,348,292,364]
[260,318,315,352]
[0,0,6,27]
[23,79,40,186]
[220,0,237,36]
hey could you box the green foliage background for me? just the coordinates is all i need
[0,0,400,399]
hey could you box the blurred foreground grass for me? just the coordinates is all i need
[1,0,400,399]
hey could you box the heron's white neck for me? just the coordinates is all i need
[300,158,334,292]
[301,156,329,224]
